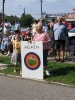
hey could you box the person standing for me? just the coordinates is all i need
[31,20,38,36]
[53,16,67,62]
[49,18,55,48]
[6,30,23,56]
[11,31,22,75]
[1,19,11,36]
[32,23,51,76]
[39,18,49,33]
[50,18,55,31]
[15,19,20,31]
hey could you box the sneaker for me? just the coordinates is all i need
[1,50,4,55]
[46,70,50,76]
[56,59,60,62]
[60,59,64,63]
[14,69,16,73]
[6,53,10,56]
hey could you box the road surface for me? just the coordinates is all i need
[0,75,75,100]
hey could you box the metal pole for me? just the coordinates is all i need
[40,0,43,18]
[24,7,25,15]
[2,0,4,22]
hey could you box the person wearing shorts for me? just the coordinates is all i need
[55,40,66,50]
[53,16,67,62]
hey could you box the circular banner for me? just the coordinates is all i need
[24,52,41,70]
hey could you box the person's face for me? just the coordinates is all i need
[40,19,44,24]
[15,34,20,40]
[58,18,62,23]
[15,19,17,23]
[4,20,7,23]
[28,29,31,33]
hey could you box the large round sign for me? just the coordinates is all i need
[24,52,41,70]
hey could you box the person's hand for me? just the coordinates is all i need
[28,40,32,43]
[43,41,47,44]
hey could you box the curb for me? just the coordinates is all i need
[0,73,47,83]
[0,73,75,88]
[50,82,75,88]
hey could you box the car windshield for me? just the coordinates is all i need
[11,25,15,31]
[69,28,75,33]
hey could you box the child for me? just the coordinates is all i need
[24,31,31,41]
[0,34,10,54]
[6,30,23,56]
[11,31,22,75]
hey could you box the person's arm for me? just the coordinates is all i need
[13,41,15,50]
[5,22,11,28]
[0,22,4,26]
[50,22,52,30]
[18,26,21,31]
[44,25,48,33]
[43,33,51,44]
[18,23,21,31]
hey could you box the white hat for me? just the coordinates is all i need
[57,16,62,20]
[27,27,30,30]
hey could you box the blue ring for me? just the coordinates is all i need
[24,52,41,70]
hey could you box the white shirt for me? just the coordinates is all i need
[15,22,20,30]
[32,24,36,33]
[4,22,11,32]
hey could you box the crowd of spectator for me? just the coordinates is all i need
[0,16,68,76]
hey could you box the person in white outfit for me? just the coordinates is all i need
[15,19,20,31]
[1,19,11,36]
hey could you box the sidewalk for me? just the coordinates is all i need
[48,50,75,64]
[47,56,75,64]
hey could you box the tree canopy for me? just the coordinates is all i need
[20,14,34,27]
[0,12,35,27]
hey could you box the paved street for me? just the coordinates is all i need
[0,75,75,100]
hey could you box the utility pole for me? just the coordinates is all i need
[40,0,43,18]
[24,7,25,15]
[2,0,5,22]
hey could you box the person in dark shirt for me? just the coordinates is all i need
[24,30,31,41]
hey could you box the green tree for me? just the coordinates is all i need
[20,14,34,27]
[5,15,19,25]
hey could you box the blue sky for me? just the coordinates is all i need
[0,0,75,19]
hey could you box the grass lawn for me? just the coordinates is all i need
[0,56,75,85]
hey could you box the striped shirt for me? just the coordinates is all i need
[33,32,51,50]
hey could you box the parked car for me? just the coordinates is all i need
[68,28,75,44]
[21,28,28,36]
[10,25,15,34]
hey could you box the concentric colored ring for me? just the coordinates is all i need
[24,52,41,70]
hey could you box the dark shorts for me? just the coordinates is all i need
[55,40,66,50]
[43,50,48,66]
[17,53,21,62]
